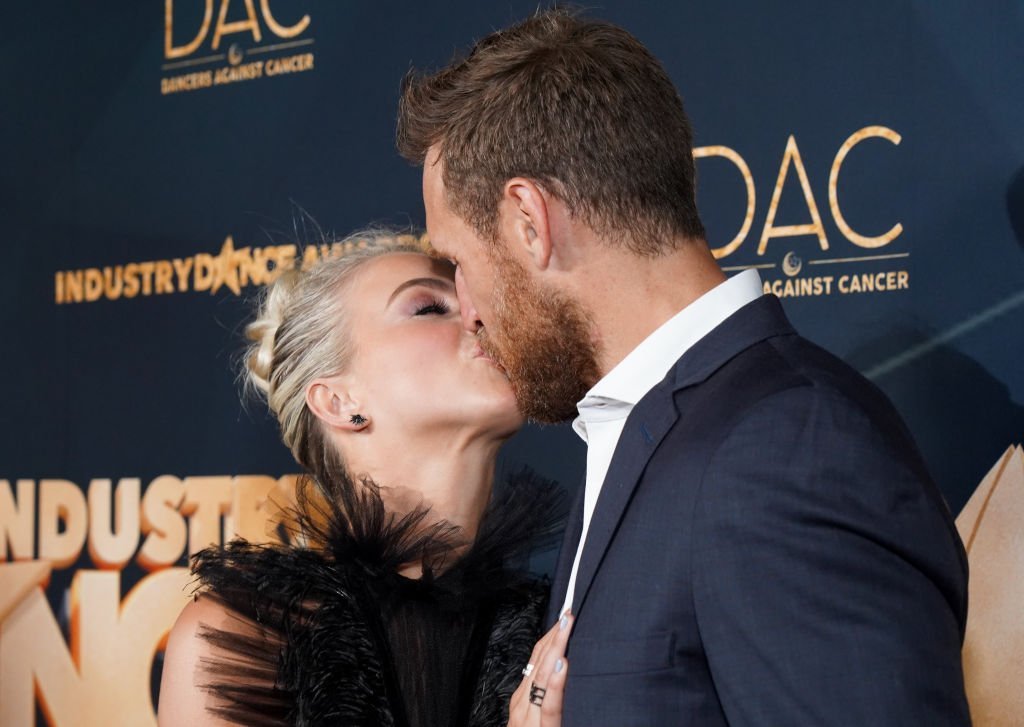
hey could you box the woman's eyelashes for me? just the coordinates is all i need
[413,296,453,316]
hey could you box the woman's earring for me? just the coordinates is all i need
[350,414,367,426]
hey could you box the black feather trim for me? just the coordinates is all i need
[189,466,565,726]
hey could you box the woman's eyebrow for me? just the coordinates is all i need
[386,277,455,306]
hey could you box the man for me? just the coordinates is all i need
[398,9,970,725]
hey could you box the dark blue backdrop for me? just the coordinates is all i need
[2,2,1022,724]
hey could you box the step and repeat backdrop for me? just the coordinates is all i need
[2,2,1022,724]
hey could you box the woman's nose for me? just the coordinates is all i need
[455,267,482,333]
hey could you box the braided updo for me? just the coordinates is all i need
[244,232,426,472]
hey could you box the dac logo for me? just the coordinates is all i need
[161,0,314,95]
[695,126,910,299]
[165,0,310,59]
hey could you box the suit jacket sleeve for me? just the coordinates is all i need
[691,385,970,726]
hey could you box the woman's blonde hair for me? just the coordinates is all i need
[244,231,426,472]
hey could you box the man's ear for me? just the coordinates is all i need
[502,177,553,272]
[306,377,368,431]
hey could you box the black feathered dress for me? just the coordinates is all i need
[188,469,564,727]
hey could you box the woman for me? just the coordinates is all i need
[158,234,570,727]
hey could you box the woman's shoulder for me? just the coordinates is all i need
[161,594,240,684]
[158,595,275,726]
[162,584,302,725]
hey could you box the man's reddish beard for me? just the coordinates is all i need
[477,249,601,424]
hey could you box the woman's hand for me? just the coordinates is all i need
[508,612,573,727]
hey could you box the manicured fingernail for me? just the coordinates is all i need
[560,615,569,630]
[555,659,564,673]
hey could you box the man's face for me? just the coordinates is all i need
[422,152,600,423]
[421,152,498,340]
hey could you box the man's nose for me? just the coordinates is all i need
[455,266,482,333]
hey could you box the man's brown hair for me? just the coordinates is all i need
[397,7,706,256]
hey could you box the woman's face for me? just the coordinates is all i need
[342,252,523,442]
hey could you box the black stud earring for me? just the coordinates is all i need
[350,414,367,425]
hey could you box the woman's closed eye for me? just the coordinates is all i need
[413,296,452,316]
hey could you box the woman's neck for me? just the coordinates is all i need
[342,427,503,575]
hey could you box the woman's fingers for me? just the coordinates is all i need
[535,612,572,685]
[508,612,573,727]
[515,619,557,696]
[509,618,558,725]
[540,656,568,727]
[529,612,573,724]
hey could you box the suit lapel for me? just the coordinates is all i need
[570,386,680,616]
[569,295,797,618]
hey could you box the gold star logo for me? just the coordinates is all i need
[209,236,251,295]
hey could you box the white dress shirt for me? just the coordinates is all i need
[558,269,764,617]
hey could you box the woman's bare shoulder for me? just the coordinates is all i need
[157,595,239,726]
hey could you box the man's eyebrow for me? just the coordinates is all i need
[386,277,455,306]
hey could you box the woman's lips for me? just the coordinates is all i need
[471,343,489,359]
[472,345,507,372]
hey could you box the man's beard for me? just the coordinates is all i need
[478,250,601,424]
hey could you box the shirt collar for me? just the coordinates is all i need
[573,269,763,441]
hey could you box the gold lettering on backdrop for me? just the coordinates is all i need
[759,135,830,255]
[0,475,305,723]
[166,0,312,59]
[54,234,431,305]
[122,263,140,298]
[211,0,262,49]
[38,480,88,569]
[0,560,51,622]
[266,52,314,76]
[2,587,89,726]
[84,268,103,302]
[103,266,123,299]
[1,475,303,572]
[0,479,35,560]
[161,70,214,95]
[228,474,297,543]
[208,235,249,293]
[302,243,329,269]
[162,1,315,95]
[138,261,156,296]
[238,245,277,287]
[275,244,298,272]
[259,0,310,37]
[137,475,187,571]
[213,60,265,85]
[193,252,216,292]
[181,477,233,555]
[63,269,83,302]
[693,128,905,267]
[760,270,910,299]
[155,260,175,294]
[838,269,910,294]
[87,479,141,570]
[164,0,214,60]
[829,125,904,248]
[692,145,756,259]
[172,257,194,291]
[0,568,191,726]
[764,276,835,298]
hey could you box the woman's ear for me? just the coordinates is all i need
[306,377,369,431]
[502,177,553,272]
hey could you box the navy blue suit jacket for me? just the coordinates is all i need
[546,295,970,726]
